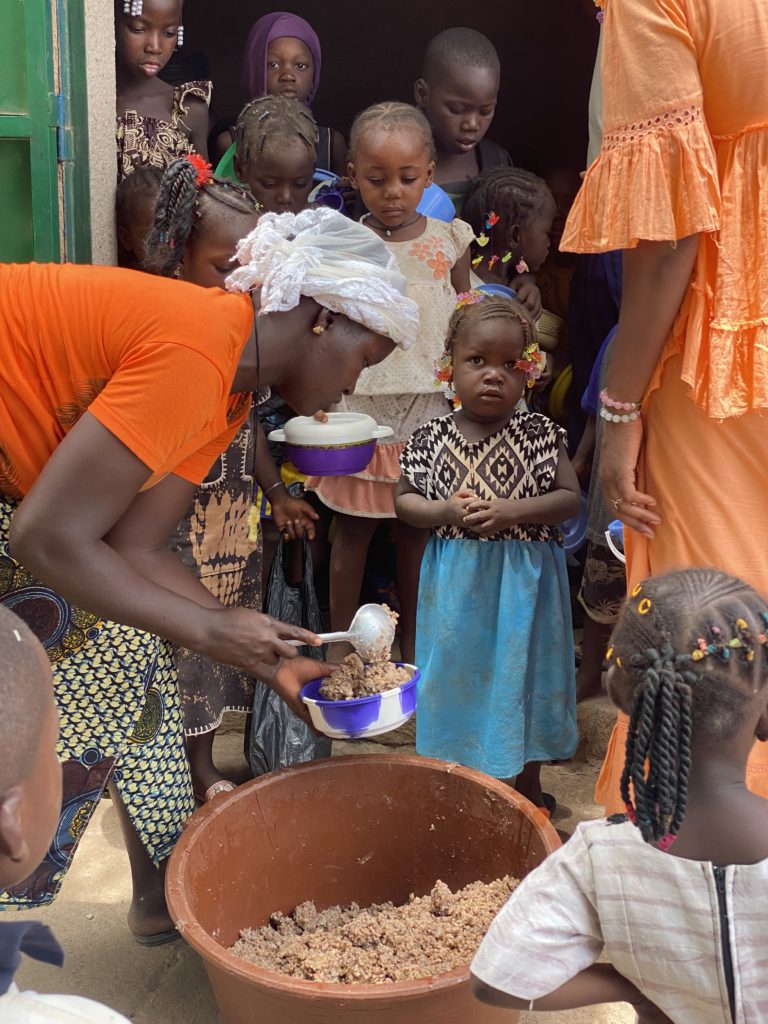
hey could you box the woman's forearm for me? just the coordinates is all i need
[15,528,217,649]
[607,235,699,403]
[472,964,648,1012]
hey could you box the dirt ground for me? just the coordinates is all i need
[15,696,636,1024]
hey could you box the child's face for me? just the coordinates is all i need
[415,66,499,157]
[348,129,435,229]
[520,200,555,273]
[0,692,62,890]
[266,36,314,102]
[237,141,315,214]
[181,211,261,290]
[116,0,182,81]
[277,319,396,415]
[451,317,527,420]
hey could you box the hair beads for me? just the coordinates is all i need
[609,569,768,851]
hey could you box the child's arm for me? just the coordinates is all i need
[510,273,543,319]
[570,415,596,488]
[186,97,210,161]
[450,247,472,295]
[463,440,580,537]
[395,477,477,530]
[254,419,319,541]
[472,965,671,1018]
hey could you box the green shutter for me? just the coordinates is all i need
[0,0,91,264]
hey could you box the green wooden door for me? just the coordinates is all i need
[0,0,91,263]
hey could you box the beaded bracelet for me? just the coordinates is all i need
[600,406,642,423]
[599,389,641,413]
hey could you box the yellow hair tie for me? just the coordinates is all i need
[638,598,652,615]
[631,583,643,597]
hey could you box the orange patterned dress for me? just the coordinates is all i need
[562,0,768,808]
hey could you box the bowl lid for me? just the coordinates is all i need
[281,412,380,446]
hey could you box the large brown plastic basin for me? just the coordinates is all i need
[167,754,560,1024]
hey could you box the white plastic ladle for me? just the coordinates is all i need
[288,603,395,662]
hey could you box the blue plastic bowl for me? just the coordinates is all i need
[476,282,518,300]
[300,665,420,739]
[416,183,455,222]
[561,492,588,554]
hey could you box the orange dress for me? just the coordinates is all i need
[562,0,768,809]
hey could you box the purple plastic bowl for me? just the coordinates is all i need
[285,440,376,477]
[301,666,420,739]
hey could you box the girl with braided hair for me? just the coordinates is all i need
[233,95,319,216]
[472,568,768,1023]
[396,292,580,808]
[128,156,322,803]
[115,0,211,183]
[463,166,554,321]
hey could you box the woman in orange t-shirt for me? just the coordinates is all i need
[0,208,418,939]
[562,0,768,810]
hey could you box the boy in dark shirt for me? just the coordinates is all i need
[415,27,513,215]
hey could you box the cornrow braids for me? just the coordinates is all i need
[609,569,768,849]
[464,167,553,253]
[235,95,319,172]
[445,292,536,357]
[349,102,435,162]
[144,158,260,277]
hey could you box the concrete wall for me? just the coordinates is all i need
[84,0,116,265]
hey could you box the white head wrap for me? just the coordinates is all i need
[226,207,418,350]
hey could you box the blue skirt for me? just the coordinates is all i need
[415,537,578,778]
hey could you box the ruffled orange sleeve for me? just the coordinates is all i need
[562,0,720,253]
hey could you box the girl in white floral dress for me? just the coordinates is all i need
[307,103,472,662]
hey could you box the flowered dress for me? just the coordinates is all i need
[400,412,578,778]
[307,216,474,517]
[116,80,211,183]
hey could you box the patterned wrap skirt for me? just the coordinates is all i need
[415,536,579,778]
[0,495,194,907]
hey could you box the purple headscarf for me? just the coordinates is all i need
[241,12,322,104]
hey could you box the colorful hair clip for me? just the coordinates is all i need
[515,257,530,275]
[455,290,485,309]
[501,252,513,264]
[471,254,484,267]
[123,0,143,13]
[488,255,500,271]
[177,23,184,47]
[433,351,456,402]
[475,233,490,248]
[186,153,213,189]
[485,212,500,229]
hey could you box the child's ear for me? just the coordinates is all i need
[425,160,436,188]
[347,160,360,190]
[507,224,522,249]
[414,78,429,109]
[0,789,28,866]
